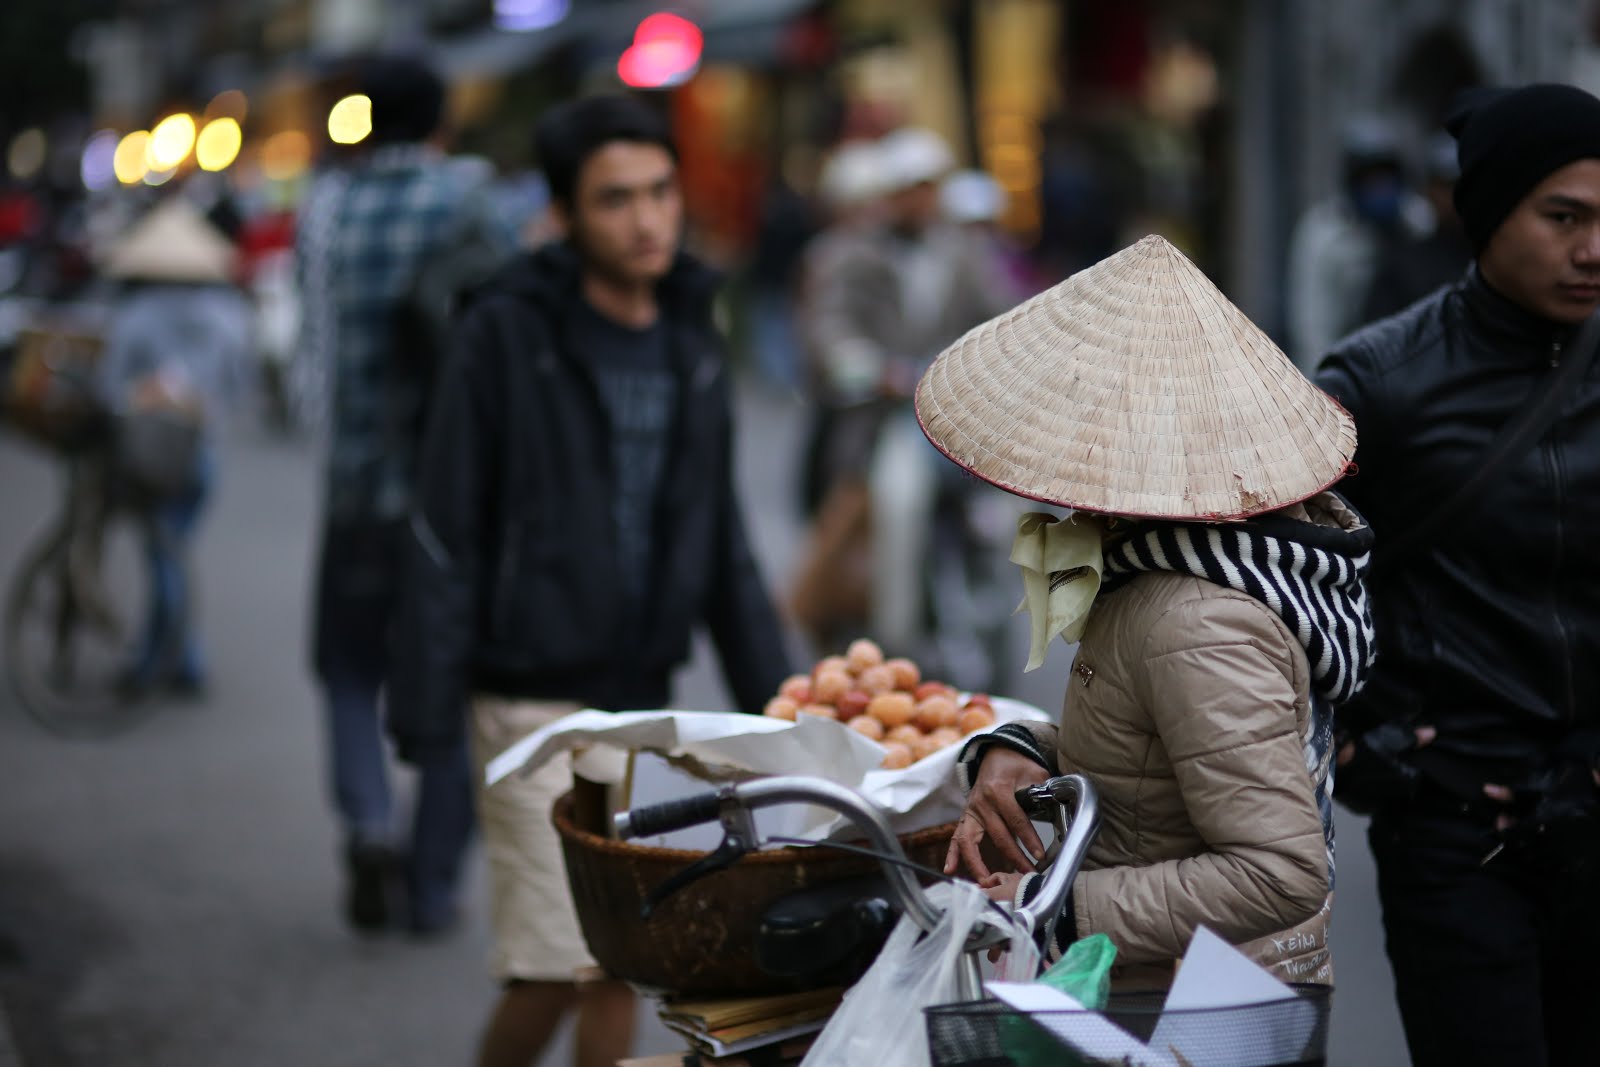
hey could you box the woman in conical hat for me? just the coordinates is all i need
[98,195,252,696]
[933,235,1374,985]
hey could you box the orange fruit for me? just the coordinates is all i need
[867,691,915,727]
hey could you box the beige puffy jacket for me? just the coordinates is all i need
[1026,570,1334,985]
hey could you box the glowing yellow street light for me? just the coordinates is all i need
[147,113,197,171]
[196,117,243,172]
[327,94,372,145]
[114,130,151,185]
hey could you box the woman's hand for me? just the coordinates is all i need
[978,871,1027,903]
[944,747,1050,881]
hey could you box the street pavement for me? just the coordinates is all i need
[0,380,1408,1065]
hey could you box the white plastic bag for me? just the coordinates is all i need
[800,880,992,1067]
[990,902,1042,983]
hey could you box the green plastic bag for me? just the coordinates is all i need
[1038,933,1117,1009]
[1000,935,1118,1065]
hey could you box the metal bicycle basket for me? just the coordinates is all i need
[925,984,1333,1067]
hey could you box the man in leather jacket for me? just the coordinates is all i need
[387,96,789,1067]
[1316,84,1600,1067]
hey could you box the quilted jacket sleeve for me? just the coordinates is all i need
[1069,594,1328,964]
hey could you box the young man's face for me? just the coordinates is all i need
[562,141,682,286]
[1479,158,1600,325]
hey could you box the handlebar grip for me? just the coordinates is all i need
[614,791,724,840]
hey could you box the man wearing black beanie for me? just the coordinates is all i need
[1316,83,1600,1067]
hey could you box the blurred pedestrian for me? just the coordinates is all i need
[387,94,790,1067]
[1359,130,1473,323]
[99,196,252,696]
[743,168,818,394]
[791,139,890,522]
[302,55,514,938]
[941,168,1042,298]
[793,127,1014,659]
[1287,116,1432,372]
[1317,83,1600,1067]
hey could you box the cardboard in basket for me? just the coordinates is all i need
[485,698,1053,841]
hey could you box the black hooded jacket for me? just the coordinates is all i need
[1316,267,1600,778]
[387,242,790,758]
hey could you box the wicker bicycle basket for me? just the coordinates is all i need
[553,789,955,997]
[2,324,105,451]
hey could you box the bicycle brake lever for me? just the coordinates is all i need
[1013,780,1072,868]
[640,834,751,920]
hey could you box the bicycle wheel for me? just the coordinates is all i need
[4,510,164,736]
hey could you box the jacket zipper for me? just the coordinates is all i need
[1546,338,1576,720]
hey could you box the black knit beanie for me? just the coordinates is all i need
[1447,83,1600,251]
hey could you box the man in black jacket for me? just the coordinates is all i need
[388,95,790,1067]
[1316,84,1600,1067]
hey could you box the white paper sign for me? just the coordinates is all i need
[1148,926,1319,1066]
[483,697,1052,840]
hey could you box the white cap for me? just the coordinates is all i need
[879,127,955,191]
[941,169,1006,224]
[818,140,892,208]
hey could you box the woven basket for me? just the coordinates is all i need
[554,790,955,996]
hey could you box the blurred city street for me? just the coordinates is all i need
[0,381,1407,1066]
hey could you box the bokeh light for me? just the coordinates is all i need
[8,128,47,181]
[148,113,197,171]
[618,13,703,89]
[196,117,243,172]
[114,130,151,185]
[80,129,120,191]
[495,0,570,32]
[327,94,372,145]
[261,130,313,181]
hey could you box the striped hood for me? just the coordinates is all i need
[1099,491,1376,706]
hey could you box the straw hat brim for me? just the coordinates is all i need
[104,200,235,284]
[915,235,1357,521]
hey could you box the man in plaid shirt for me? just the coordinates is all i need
[301,55,513,936]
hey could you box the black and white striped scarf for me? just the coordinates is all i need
[1099,493,1377,706]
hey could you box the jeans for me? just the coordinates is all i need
[132,450,211,683]
[1370,803,1600,1067]
[314,517,475,924]
[323,667,474,924]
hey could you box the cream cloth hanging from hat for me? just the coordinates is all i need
[1011,512,1105,671]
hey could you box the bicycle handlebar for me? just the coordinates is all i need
[618,776,945,933]
[615,789,727,839]
[1011,774,1101,951]
[616,772,1101,945]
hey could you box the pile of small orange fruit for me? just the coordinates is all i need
[763,638,997,768]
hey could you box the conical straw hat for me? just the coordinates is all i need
[103,198,235,284]
[915,234,1356,520]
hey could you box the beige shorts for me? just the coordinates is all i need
[469,695,602,983]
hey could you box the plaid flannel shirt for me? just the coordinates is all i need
[310,145,504,523]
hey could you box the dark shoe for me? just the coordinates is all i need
[408,905,462,941]
[165,672,208,702]
[343,841,403,934]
